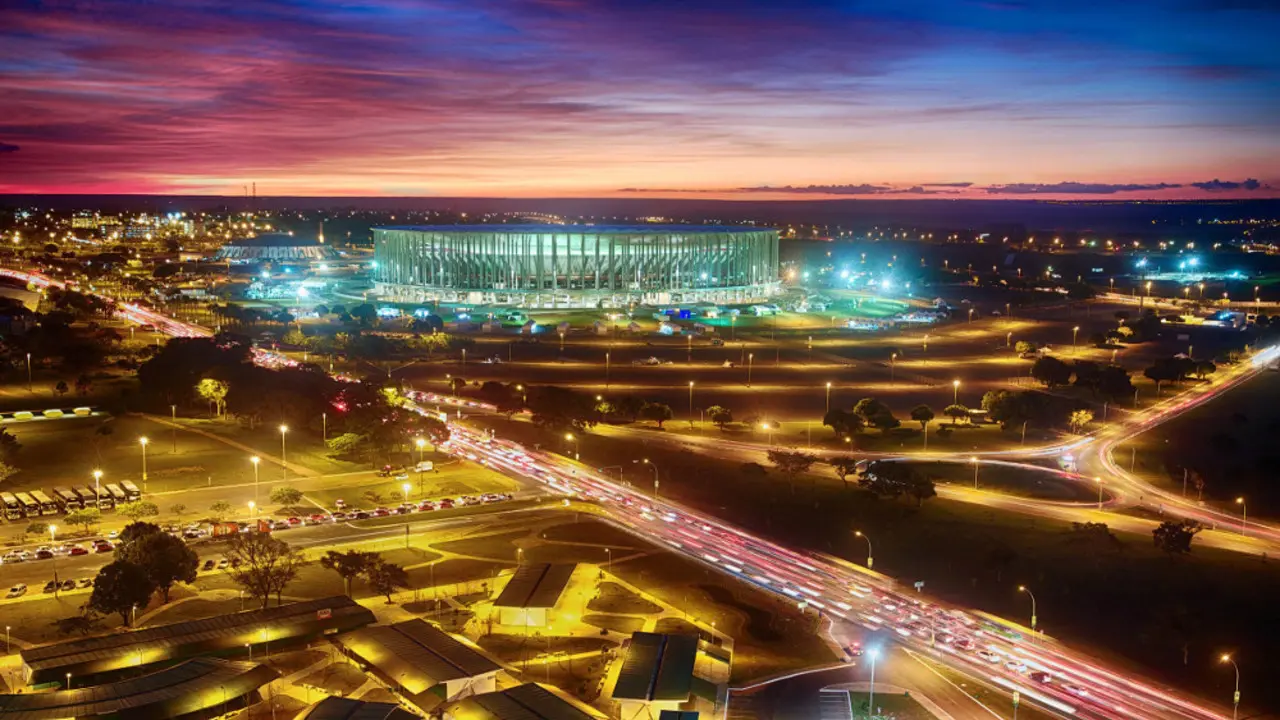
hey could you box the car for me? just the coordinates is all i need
[845,642,864,657]
[437,499,454,509]
[183,529,202,539]
[216,559,229,570]
[1004,659,1027,673]
[396,504,414,515]
[94,542,113,553]
[202,559,216,571]
[952,637,974,651]
[331,511,348,521]
[107,530,119,539]
[1062,684,1089,697]
[307,513,329,524]
[353,510,370,520]
[60,579,76,592]
[35,549,54,560]
[373,507,391,517]
[34,545,52,554]
[976,650,1001,663]
[1028,671,1052,684]
[393,473,409,482]
[334,498,346,508]
[3,550,29,563]
[76,578,93,589]
[43,580,58,593]
[6,584,27,598]
[417,501,438,512]
[286,517,302,526]
[67,545,89,557]
[230,558,242,569]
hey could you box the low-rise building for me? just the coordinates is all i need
[491,563,576,628]
[336,619,500,711]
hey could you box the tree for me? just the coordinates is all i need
[853,398,898,433]
[829,455,861,484]
[118,531,198,602]
[118,521,162,548]
[64,507,102,533]
[196,378,229,417]
[822,408,864,436]
[1031,356,1073,387]
[0,429,20,464]
[707,405,733,430]
[170,503,187,516]
[89,561,155,625]
[320,550,380,596]
[909,404,934,430]
[366,560,410,602]
[208,501,233,522]
[1153,520,1203,555]
[858,462,936,505]
[118,500,160,521]
[55,614,102,637]
[615,395,645,421]
[1068,409,1094,433]
[1014,341,1037,355]
[75,374,92,396]
[943,404,969,424]
[767,449,818,491]
[526,386,599,431]
[269,486,304,508]
[1069,522,1123,552]
[225,533,304,609]
[1097,365,1136,401]
[640,402,674,429]
[1193,360,1216,379]
[54,380,69,397]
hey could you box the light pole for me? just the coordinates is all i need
[747,353,754,388]
[825,382,832,414]
[1236,497,1247,534]
[854,530,873,569]
[1095,477,1103,510]
[415,438,427,495]
[248,500,256,522]
[688,381,695,429]
[170,404,177,452]
[638,458,659,499]
[322,412,327,442]
[564,433,578,460]
[1018,585,1037,631]
[970,456,979,489]
[1006,331,1012,348]
[760,422,774,447]
[26,352,32,392]
[605,352,610,389]
[139,437,149,492]
[952,379,960,405]
[866,647,880,718]
[1220,654,1241,720]
[250,456,260,508]
[1072,325,1080,353]
[402,482,411,503]
[279,425,288,482]
[49,524,59,598]
[93,469,103,508]
[890,353,897,382]
[605,547,612,573]
[558,331,565,353]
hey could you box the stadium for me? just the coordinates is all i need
[372,224,779,308]
[215,233,338,263]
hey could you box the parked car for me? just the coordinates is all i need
[3,550,29,563]
[6,584,27,598]
[67,545,89,557]
[76,578,93,589]
[216,559,229,570]
[35,549,54,560]
[43,580,58,593]
[202,559,216,571]
[60,579,76,592]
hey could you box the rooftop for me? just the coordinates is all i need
[336,619,499,695]
[225,232,324,247]
[377,224,767,234]
[297,696,418,720]
[611,633,699,703]
[493,563,576,609]
[444,683,607,720]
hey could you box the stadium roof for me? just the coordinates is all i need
[377,224,766,234]
[443,683,607,720]
[336,619,499,695]
[611,633,699,703]
[297,696,418,720]
[0,658,276,720]
[492,564,575,609]
[225,232,323,247]
[22,596,374,681]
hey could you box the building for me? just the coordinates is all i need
[20,596,374,686]
[296,696,418,720]
[372,225,780,308]
[443,682,607,720]
[609,633,699,716]
[215,233,337,263]
[491,563,576,628]
[0,657,276,720]
[335,619,500,710]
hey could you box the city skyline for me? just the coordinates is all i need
[2,0,1279,199]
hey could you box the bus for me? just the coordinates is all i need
[119,480,142,501]
[0,492,21,520]
[53,487,82,512]
[92,486,115,510]
[14,492,40,517]
[30,490,59,515]
[105,484,128,505]
[71,486,97,509]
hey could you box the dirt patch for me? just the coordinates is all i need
[232,695,308,720]
[696,583,784,643]
[142,598,244,627]
[540,520,647,548]
[587,582,662,615]
[581,614,646,635]
[408,558,508,590]
[358,688,401,704]
[299,662,370,696]
[654,617,709,641]
[477,634,616,663]
[433,530,529,559]
[264,649,327,676]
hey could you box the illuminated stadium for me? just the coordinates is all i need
[215,233,338,263]
[372,224,780,308]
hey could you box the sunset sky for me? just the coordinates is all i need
[2,0,1278,199]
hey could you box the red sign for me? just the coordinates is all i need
[316,608,332,620]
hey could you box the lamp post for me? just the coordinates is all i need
[747,353,754,388]
[93,469,103,508]
[889,353,897,382]
[825,382,832,413]
[278,425,288,482]
[1018,585,1038,631]
[605,352,610,389]
[139,437,149,492]
[866,647,880,719]
[970,456,979,489]
[170,404,177,452]
[250,456,260,508]
[1095,477,1104,510]
[1236,497,1247,534]
[952,379,960,405]
[25,352,31,392]
[638,458,659,499]
[688,381,695,429]
[760,422,774,447]
[1220,654,1241,720]
[564,433,578,461]
[49,524,59,598]
[1072,326,1080,353]
[402,482,411,503]
[1006,331,1012,348]
[854,530,873,569]
[248,500,256,520]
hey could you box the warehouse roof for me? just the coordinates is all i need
[612,633,699,702]
[0,658,276,720]
[297,696,418,720]
[444,683,606,720]
[22,596,373,676]
[377,225,766,235]
[337,620,498,694]
[492,564,575,609]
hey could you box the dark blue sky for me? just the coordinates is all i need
[1,0,1276,197]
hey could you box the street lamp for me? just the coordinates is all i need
[278,425,288,482]
[402,482,411,502]
[866,647,880,718]
[605,352,611,389]
[138,437,149,491]
[688,381,695,429]
[250,456,260,507]
[1095,477,1104,510]
[1072,326,1080,352]
[854,530,873,569]
[760,422,774,447]
[248,500,256,520]
[1018,585,1038,631]
[890,353,897,382]
[1006,331,1012,348]
[1220,654,1241,720]
[564,433,578,460]
[49,524,59,597]
[93,469,103,508]
[970,456,979,489]
[952,379,960,405]
[747,353,754,388]
[637,458,659,498]
[825,382,832,414]
[1236,497,1247,534]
